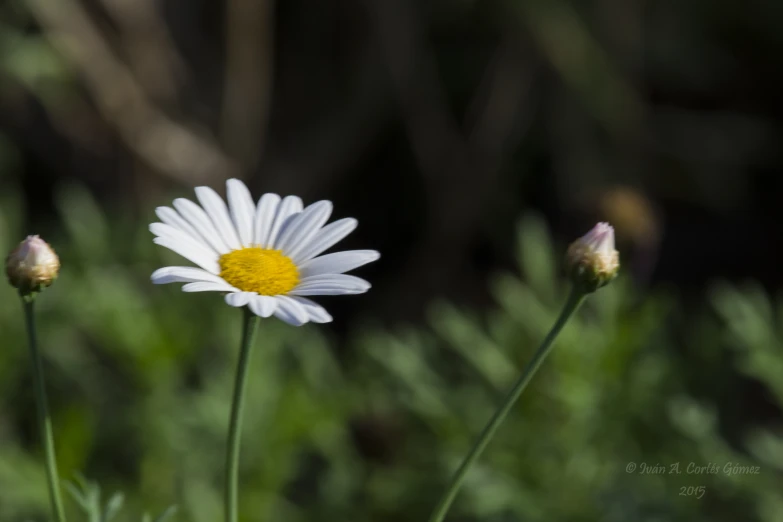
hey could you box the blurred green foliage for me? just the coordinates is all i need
[1,187,782,522]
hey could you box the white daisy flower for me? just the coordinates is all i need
[150,179,380,325]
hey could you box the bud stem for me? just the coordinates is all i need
[23,299,68,522]
[427,286,587,522]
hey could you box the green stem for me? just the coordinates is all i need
[225,308,260,522]
[427,287,586,522]
[23,299,68,522]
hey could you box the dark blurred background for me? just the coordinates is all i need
[1,0,783,521]
[3,0,782,320]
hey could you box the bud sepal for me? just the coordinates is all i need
[565,222,620,293]
[5,235,61,299]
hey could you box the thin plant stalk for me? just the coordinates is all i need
[225,308,260,522]
[23,299,68,522]
[427,287,586,522]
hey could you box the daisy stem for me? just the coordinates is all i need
[427,286,586,522]
[225,307,260,522]
[22,298,68,522]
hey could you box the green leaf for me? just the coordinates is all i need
[152,506,178,522]
[103,492,125,521]
[517,213,557,303]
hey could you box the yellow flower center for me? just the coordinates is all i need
[219,247,299,295]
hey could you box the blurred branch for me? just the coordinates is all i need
[595,0,645,74]
[0,82,118,183]
[25,0,238,185]
[369,0,534,309]
[517,0,643,136]
[465,42,536,167]
[258,51,392,197]
[221,0,275,168]
[98,0,187,106]
[370,0,464,181]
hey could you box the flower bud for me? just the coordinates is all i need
[5,235,60,297]
[566,222,620,293]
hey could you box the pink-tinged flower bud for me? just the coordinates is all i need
[566,222,620,293]
[5,235,61,297]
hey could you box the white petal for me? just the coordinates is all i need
[174,198,231,254]
[275,212,302,247]
[292,218,357,264]
[289,274,371,296]
[225,291,255,307]
[272,295,309,326]
[298,250,380,278]
[149,223,215,256]
[195,186,242,250]
[273,200,333,257]
[265,195,303,248]
[151,266,227,285]
[226,179,256,246]
[290,296,333,323]
[150,222,190,241]
[253,193,281,246]
[182,281,238,292]
[153,236,221,274]
[155,206,205,246]
[248,295,277,317]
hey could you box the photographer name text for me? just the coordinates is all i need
[625,461,760,476]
